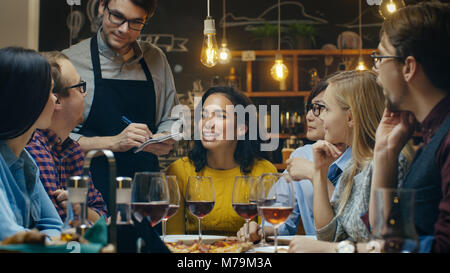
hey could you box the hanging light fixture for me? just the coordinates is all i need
[218,0,231,64]
[270,0,288,81]
[379,0,405,19]
[201,0,219,68]
[356,0,367,71]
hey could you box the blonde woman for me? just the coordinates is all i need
[289,70,414,252]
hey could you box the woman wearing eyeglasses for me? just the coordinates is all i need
[288,70,415,253]
[0,47,63,241]
[238,75,352,242]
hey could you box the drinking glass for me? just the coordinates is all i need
[131,172,170,227]
[258,173,294,253]
[372,188,419,253]
[255,173,279,246]
[161,175,181,242]
[232,176,258,242]
[116,176,133,225]
[186,176,215,244]
[67,175,89,234]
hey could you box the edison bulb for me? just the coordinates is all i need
[379,0,405,19]
[356,61,367,71]
[200,18,219,68]
[271,59,288,81]
[218,42,231,64]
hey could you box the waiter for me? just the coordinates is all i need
[63,0,179,207]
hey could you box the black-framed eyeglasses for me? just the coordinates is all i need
[307,103,326,117]
[105,5,146,31]
[65,80,87,94]
[370,51,402,69]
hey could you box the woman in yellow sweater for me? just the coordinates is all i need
[166,86,277,236]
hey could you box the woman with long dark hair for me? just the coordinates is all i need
[0,47,63,240]
[166,86,277,236]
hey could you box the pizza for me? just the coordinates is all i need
[165,237,253,253]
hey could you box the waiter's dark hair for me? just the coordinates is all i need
[188,86,263,174]
[0,47,52,140]
[104,0,158,18]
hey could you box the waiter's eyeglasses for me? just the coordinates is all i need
[65,80,87,94]
[307,103,326,117]
[106,5,146,31]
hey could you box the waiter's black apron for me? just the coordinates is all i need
[78,35,159,209]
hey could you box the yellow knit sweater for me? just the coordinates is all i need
[165,157,277,236]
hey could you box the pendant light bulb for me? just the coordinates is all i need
[271,53,288,81]
[379,0,405,19]
[356,57,367,71]
[201,17,219,68]
[218,41,231,64]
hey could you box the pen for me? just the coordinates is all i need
[121,116,133,125]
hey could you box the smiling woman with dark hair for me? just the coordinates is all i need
[0,47,63,241]
[166,86,277,236]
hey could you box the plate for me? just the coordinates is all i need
[267,235,317,245]
[253,246,289,253]
[162,235,227,244]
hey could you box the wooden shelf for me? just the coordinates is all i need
[231,49,376,94]
[269,133,306,139]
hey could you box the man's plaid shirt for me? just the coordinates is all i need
[26,129,107,221]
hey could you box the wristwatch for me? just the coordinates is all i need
[336,240,356,253]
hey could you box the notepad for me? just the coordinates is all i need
[134,132,183,153]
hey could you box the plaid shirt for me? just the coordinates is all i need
[26,129,107,221]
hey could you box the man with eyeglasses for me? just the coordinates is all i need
[26,51,107,225]
[62,0,179,207]
[367,1,450,253]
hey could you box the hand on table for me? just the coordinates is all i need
[288,236,336,253]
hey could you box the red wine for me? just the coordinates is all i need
[164,204,180,220]
[233,203,258,220]
[186,201,214,218]
[259,206,293,225]
[131,202,169,227]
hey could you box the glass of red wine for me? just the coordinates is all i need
[255,173,279,247]
[232,176,258,242]
[258,173,294,253]
[161,175,181,242]
[131,172,170,228]
[186,176,215,244]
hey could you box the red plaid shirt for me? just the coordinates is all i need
[26,129,107,221]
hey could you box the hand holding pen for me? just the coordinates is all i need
[106,116,152,153]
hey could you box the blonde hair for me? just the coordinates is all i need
[326,70,385,215]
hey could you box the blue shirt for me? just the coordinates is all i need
[0,141,63,241]
[271,144,352,235]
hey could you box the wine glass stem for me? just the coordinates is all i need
[198,218,202,244]
[274,226,278,253]
[245,219,250,242]
[261,216,266,244]
[162,219,167,242]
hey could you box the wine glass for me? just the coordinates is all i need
[232,176,258,242]
[258,173,294,253]
[186,176,215,244]
[161,175,181,242]
[371,188,419,253]
[131,172,170,227]
[255,173,279,246]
